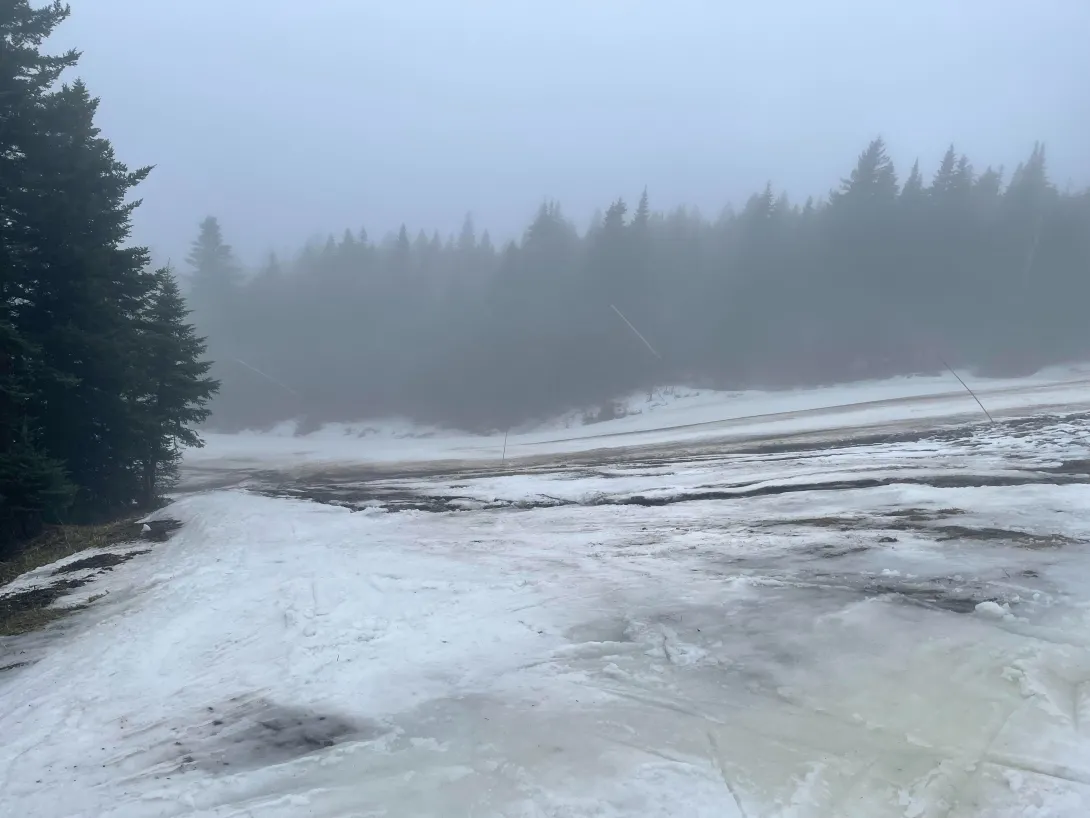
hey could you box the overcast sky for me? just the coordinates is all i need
[57,0,1090,267]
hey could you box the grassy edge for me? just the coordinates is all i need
[0,516,144,588]
[0,517,143,636]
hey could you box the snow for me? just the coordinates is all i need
[4,378,1090,815]
[975,600,1010,618]
[186,366,1090,477]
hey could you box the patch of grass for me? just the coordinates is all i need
[0,516,143,588]
[0,580,92,636]
[0,516,146,636]
[0,605,73,636]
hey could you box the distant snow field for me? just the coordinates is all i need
[4,372,1090,816]
[187,364,1090,475]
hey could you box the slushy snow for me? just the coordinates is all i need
[3,374,1090,816]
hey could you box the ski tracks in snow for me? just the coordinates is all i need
[6,413,1090,815]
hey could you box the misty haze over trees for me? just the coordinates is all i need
[190,139,1089,432]
[3,1,1089,555]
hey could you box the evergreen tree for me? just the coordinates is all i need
[826,138,900,365]
[632,188,650,231]
[132,269,219,506]
[901,159,924,199]
[0,1,82,544]
[15,74,156,515]
[0,325,73,549]
[189,137,1090,433]
[186,215,240,340]
[457,213,476,254]
[1,1,220,549]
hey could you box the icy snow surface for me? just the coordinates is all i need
[4,374,1090,816]
[185,366,1090,478]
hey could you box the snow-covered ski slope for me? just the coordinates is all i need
[184,365,1090,479]
[4,371,1090,816]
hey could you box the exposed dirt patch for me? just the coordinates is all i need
[259,484,573,514]
[142,518,182,542]
[863,582,997,614]
[1045,459,1090,475]
[788,516,867,530]
[227,410,1090,521]
[769,508,1079,550]
[882,507,965,521]
[0,516,144,587]
[165,696,383,775]
[604,471,1089,509]
[189,411,1090,500]
[768,515,894,534]
[261,484,462,512]
[261,460,1090,518]
[53,549,151,575]
[770,508,965,534]
[816,544,871,559]
[932,526,1082,548]
[1,518,179,635]
[795,574,1006,615]
[0,579,93,635]
[774,570,1012,616]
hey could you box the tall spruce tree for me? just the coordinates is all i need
[2,1,221,550]
[132,268,219,506]
[0,2,81,547]
[3,2,156,518]
[186,216,240,341]
[0,324,73,550]
[18,76,156,516]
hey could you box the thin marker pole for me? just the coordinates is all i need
[610,304,661,359]
[939,356,995,425]
[230,358,300,396]
[502,429,509,462]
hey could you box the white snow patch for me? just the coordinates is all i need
[186,368,1090,475]
[6,395,1090,815]
[976,600,1008,618]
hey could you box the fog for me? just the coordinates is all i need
[9,4,1090,810]
[57,0,1090,432]
[63,0,1090,264]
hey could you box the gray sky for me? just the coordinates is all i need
[59,0,1090,267]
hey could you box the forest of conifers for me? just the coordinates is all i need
[188,139,1089,432]
[5,1,1090,556]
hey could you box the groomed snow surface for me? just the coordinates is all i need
[4,372,1090,816]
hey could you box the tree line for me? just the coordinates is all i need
[190,139,1089,432]
[1,3,217,553]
